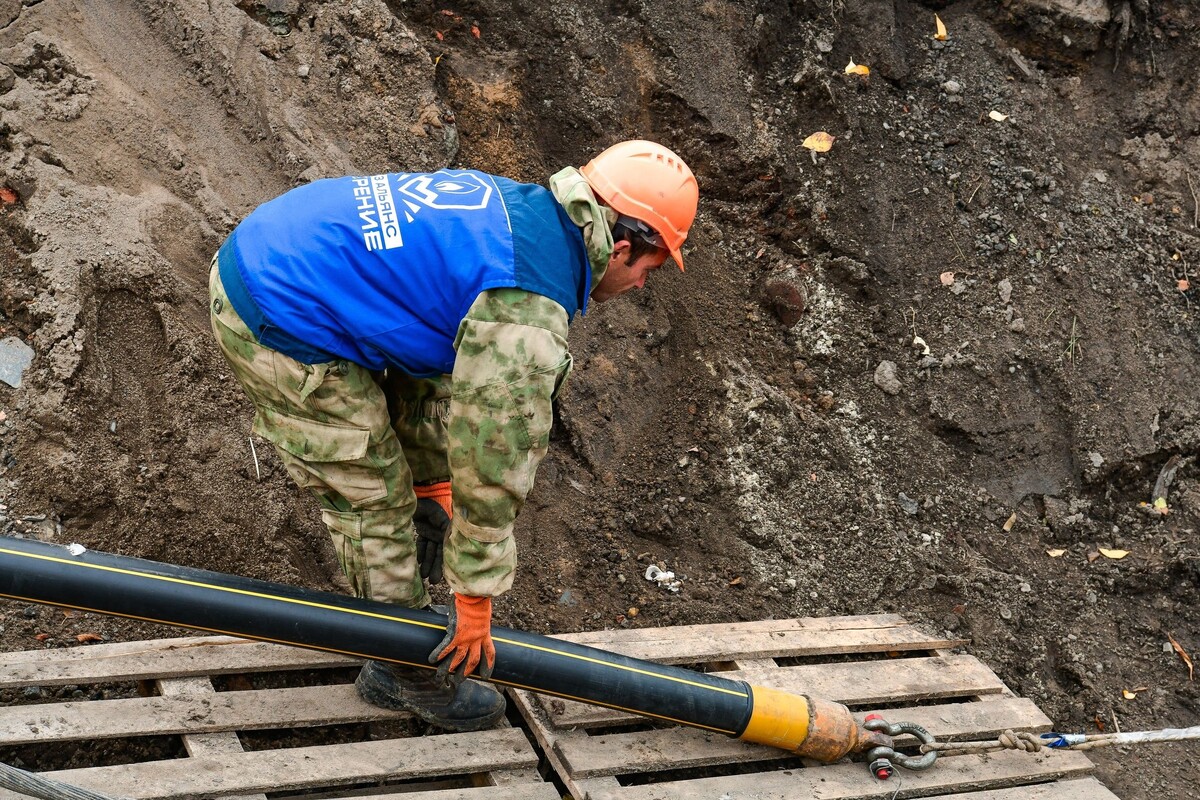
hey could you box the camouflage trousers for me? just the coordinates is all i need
[208,258,448,608]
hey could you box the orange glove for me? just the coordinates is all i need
[413,481,452,583]
[430,593,496,686]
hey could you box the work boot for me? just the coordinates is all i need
[355,660,506,732]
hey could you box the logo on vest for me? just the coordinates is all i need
[397,171,493,210]
[352,175,403,251]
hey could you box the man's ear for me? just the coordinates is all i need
[610,238,632,262]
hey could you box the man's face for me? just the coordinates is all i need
[591,240,669,303]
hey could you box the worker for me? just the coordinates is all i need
[208,140,698,732]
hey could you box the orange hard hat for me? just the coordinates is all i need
[581,140,698,270]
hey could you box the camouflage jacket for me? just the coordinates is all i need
[439,168,615,596]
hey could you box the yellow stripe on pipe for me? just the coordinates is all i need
[739,684,812,751]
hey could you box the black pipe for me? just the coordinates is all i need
[0,535,750,733]
[0,535,886,760]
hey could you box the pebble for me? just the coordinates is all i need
[1086,590,1098,605]
[873,360,902,396]
[296,64,310,78]
[1000,607,1013,620]
[898,493,920,516]
[942,80,962,94]
[22,687,41,700]
[1019,582,1031,593]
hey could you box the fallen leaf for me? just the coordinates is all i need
[0,188,17,205]
[470,24,480,39]
[940,271,955,286]
[1099,548,1129,559]
[1180,279,1191,292]
[1094,714,1105,732]
[435,30,444,40]
[1002,512,1017,532]
[34,633,50,642]
[1046,549,1067,557]
[912,335,930,355]
[844,59,870,76]
[952,603,966,614]
[728,576,744,587]
[439,9,457,16]
[1121,687,1148,699]
[933,13,948,41]
[1168,633,1194,681]
[801,131,835,152]
[989,110,1009,122]
[76,633,104,643]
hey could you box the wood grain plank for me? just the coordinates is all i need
[556,696,1051,778]
[0,729,537,800]
[555,614,911,645]
[318,784,563,800]
[544,654,1006,729]
[581,750,1097,800]
[547,619,962,664]
[157,677,266,800]
[0,637,358,687]
[0,682,408,744]
[928,778,1121,800]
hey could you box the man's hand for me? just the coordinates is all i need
[430,593,496,687]
[413,481,452,584]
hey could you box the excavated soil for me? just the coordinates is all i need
[0,0,1197,796]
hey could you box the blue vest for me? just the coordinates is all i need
[218,171,591,376]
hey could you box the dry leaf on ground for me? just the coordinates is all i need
[845,59,870,76]
[76,632,104,643]
[933,14,948,40]
[1002,512,1017,532]
[1046,549,1066,557]
[802,132,835,152]
[1180,279,1191,291]
[1098,548,1129,559]
[1168,633,1194,681]
[989,110,1009,122]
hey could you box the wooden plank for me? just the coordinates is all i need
[545,618,963,664]
[157,677,248,757]
[157,677,267,800]
[932,778,1121,800]
[0,728,538,800]
[0,637,358,687]
[543,654,1007,729]
[320,785,563,800]
[556,614,911,644]
[0,683,407,744]
[581,750,1098,800]
[554,696,1051,778]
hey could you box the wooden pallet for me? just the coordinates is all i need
[0,635,558,800]
[509,613,1122,800]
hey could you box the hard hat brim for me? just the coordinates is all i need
[669,246,686,272]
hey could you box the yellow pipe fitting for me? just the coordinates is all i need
[739,685,890,762]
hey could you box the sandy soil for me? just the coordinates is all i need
[0,0,1197,796]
